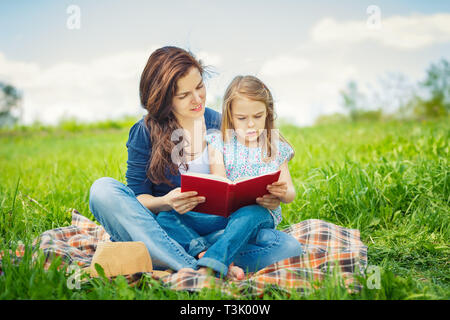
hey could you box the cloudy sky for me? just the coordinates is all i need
[1,0,449,126]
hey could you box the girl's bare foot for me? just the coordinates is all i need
[227,263,245,281]
[196,252,245,280]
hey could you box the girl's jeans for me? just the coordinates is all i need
[156,207,294,277]
[89,177,303,275]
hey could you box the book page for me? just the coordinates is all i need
[230,170,281,213]
[181,172,232,184]
[233,176,254,183]
[233,170,280,183]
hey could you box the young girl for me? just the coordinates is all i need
[206,75,296,226]
[156,75,301,278]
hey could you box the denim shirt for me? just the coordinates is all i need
[125,107,221,197]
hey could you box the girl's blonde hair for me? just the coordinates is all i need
[221,75,294,163]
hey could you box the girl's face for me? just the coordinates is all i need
[171,67,206,124]
[231,96,267,146]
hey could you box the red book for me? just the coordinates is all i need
[180,170,281,217]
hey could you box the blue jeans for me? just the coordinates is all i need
[157,207,287,276]
[89,177,303,274]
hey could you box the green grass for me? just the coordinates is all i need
[0,118,449,300]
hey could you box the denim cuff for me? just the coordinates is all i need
[196,257,228,277]
[187,238,209,258]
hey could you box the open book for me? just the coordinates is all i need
[180,170,281,217]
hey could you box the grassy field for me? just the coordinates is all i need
[0,118,448,300]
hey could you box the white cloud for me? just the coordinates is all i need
[0,45,227,124]
[1,12,448,128]
[0,48,224,125]
[311,13,450,49]
[0,51,151,124]
[255,12,450,126]
[260,55,310,77]
[197,51,222,67]
[0,54,40,85]
[258,53,358,126]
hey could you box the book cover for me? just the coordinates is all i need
[180,170,281,217]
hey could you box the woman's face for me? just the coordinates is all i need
[171,67,206,124]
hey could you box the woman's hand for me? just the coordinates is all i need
[256,194,281,210]
[163,187,205,214]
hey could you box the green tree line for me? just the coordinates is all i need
[316,58,450,125]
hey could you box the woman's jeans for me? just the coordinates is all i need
[89,177,303,275]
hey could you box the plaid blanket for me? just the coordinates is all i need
[0,209,368,297]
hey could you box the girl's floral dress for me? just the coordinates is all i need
[206,130,294,226]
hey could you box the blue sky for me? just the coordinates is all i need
[1,0,450,125]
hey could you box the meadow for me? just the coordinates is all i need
[0,118,448,300]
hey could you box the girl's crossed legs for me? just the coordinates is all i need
[157,206,303,277]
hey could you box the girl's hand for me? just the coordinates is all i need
[266,181,288,200]
[256,194,281,210]
[256,181,288,209]
[163,188,205,214]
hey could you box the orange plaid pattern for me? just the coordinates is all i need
[0,210,367,297]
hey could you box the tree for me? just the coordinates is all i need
[422,59,450,103]
[340,81,366,122]
[414,58,450,118]
[0,82,22,127]
[371,72,416,119]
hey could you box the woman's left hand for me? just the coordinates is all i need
[256,194,281,210]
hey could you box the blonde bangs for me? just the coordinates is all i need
[220,75,295,163]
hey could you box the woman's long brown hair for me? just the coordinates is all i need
[140,46,204,186]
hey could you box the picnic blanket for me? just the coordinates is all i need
[0,209,368,297]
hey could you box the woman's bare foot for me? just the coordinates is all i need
[196,267,214,276]
[177,267,197,274]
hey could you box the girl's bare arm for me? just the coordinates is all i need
[267,161,296,203]
[208,143,227,178]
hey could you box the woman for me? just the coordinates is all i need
[89,46,301,279]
